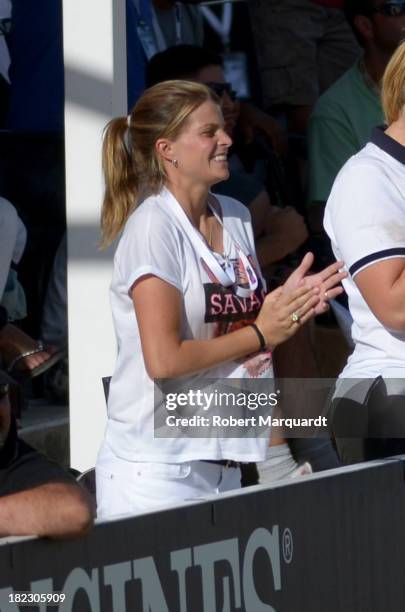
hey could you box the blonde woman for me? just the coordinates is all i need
[97,81,344,518]
[325,41,405,464]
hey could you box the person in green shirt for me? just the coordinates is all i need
[307,0,405,235]
[308,61,383,207]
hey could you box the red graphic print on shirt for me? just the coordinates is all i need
[202,255,272,377]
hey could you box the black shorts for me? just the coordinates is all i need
[0,418,75,497]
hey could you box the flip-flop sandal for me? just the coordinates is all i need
[7,343,66,383]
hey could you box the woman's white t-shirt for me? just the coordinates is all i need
[104,188,272,463]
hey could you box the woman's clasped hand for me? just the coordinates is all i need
[255,284,320,350]
[283,252,347,314]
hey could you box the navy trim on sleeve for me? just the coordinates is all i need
[371,127,405,165]
[350,248,405,277]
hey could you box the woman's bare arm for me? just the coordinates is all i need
[132,276,319,379]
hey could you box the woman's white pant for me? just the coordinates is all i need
[96,442,242,520]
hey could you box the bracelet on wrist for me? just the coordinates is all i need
[249,323,267,351]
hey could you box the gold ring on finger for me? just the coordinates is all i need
[291,311,300,324]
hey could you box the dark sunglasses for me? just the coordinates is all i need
[205,82,237,101]
[372,1,405,17]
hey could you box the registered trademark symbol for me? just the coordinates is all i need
[276,389,281,394]
[282,528,293,564]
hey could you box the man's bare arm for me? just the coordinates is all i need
[0,481,94,539]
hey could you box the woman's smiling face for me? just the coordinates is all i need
[169,99,233,187]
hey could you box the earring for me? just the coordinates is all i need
[171,159,178,168]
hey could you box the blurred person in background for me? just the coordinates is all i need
[248,0,360,135]
[127,0,204,107]
[0,368,93,538]
[308,0,405,239]
[0,199,63,381]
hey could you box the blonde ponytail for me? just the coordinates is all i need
[100,116,139,248]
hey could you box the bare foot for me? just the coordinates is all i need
[0,324,61,376]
